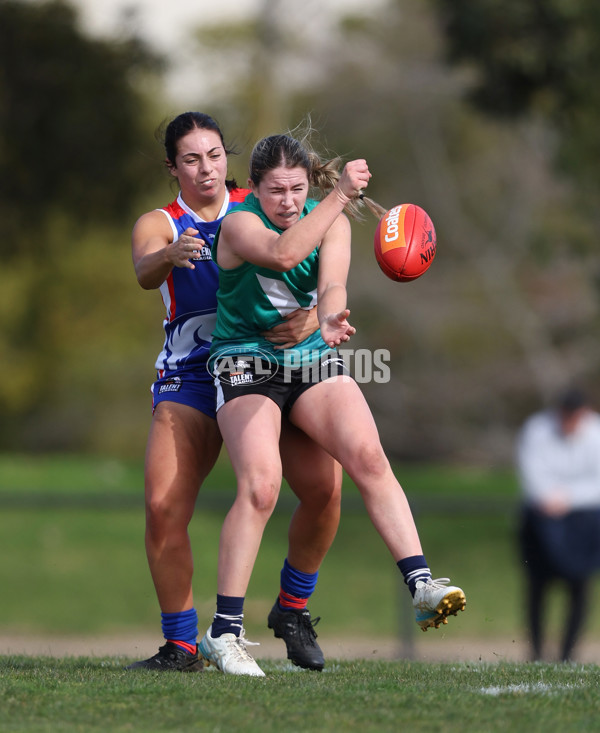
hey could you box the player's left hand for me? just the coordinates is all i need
[262,306,319,350]
[320,309,356,347]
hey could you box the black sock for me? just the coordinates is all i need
[211,594,245,637]
[397,556,431,597]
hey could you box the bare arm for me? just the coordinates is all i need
[316,214,356,348]
[131,210,205,290]
[216,160,371,272]
[262,306,319,350]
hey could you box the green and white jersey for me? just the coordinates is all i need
[210,193,328,367]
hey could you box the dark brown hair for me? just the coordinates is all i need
[159,111,239,190]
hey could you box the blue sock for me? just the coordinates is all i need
[211,594,245,638]
[279,558,319,610]
[161,608,198,654]
[397,556,431,597]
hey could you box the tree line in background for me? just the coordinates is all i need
[1,0,599,465]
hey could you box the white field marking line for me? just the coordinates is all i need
[478,682,579,696]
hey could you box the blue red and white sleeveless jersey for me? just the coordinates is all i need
[154,188,249,375]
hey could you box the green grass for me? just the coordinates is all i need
[2,453,600,731]
[0,502,515,639]
[0,452,599,643]
[0,451,520,498]
[1,657,599,733]
[0,452,234,499]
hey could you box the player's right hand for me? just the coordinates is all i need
[336,160,372,203]
[168,227,203,269]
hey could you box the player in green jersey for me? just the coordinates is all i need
[199,128,466,677]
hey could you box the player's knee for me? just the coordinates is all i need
[145,494,190,535]
[289,461,342,511]
[350,442,388,481]
[306,481,342,513]
[244,478,280,514]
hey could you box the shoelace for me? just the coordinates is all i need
[427,577,452,589]
[298,613,321,642]
[229,627,260,662]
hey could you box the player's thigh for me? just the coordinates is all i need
[146,401,222,507]
[216,394,283,485]
[280,419,342,502]
[289,378,382,467]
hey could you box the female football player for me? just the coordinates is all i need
[127,112,342,673]
[198,128,466,676]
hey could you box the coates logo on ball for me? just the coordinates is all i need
[373,203,437,282]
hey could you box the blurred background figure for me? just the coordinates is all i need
[516,387,600,662]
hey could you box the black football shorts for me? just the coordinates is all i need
[212,351,352,415]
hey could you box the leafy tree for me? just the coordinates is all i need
[432,0,600,198]
[0,0,165,257]
[0,0,166,451]
[191,0,600,463]
[4,0,598,461]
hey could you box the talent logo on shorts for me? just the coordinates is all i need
[230,359,254,386]
[158,376,182,393]
[210,348,279,386]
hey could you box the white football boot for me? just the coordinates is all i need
[199,625,265,677]
[413,577,466,631]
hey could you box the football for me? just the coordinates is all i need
[373,203,437,282]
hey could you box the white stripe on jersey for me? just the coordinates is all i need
[175,190,231,225]
[156,208,179,241]
[255,274,317,317]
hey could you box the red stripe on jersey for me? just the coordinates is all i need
[163,198,186,220]
[164,191,249,215]
[230,188,250,203]
[165,271,176,322]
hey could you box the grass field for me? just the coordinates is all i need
[1,656,599,733]
[0,453,524,639]
[1,452,599,642]
[1,453,600,731]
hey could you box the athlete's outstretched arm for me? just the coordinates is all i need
[132,211,203,289]
[316,214,355,347]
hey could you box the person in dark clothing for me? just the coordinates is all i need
[516,388,600,661]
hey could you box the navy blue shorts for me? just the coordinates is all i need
[151,369,216,419]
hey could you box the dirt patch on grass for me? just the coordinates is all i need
[1,633,599,664]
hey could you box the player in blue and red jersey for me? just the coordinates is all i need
[127,112,340,672]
